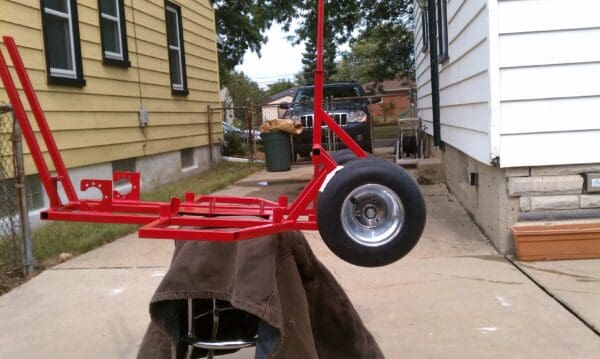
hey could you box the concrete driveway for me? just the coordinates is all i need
[0,164,598,358]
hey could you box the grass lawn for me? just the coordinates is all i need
[373,125,398,139]
[0,161,261,293]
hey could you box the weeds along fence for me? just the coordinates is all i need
[210,103,264,163]
[0,103,34,276]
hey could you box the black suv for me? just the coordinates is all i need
[281,83,380,160]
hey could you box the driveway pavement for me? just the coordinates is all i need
[0,164,598,358]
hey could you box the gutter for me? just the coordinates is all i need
[425,0,444,150]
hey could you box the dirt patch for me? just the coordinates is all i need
[0,266,45,296]
[417,176,437,185]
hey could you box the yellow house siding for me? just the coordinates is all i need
[0,0,221,175]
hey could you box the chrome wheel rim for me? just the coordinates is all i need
[340,184,405,247]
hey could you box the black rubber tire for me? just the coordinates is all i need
[331,148,373,165]
[317,159,426,267]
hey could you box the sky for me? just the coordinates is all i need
[235,23,304,88]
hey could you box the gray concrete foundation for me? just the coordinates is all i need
[439,143,520,254]
[30,145,221,228]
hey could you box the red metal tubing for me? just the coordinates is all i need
[287,151,336,220]
[3,36,78,203]
[313,0,326,147]
[319,109,367,157]
[193,195,279,207]
[0,46,60,206]
[43,210,156,225]
[170,216,269,228]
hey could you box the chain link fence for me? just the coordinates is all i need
[213,91,423,164]
[0,103,34,286]
[210,104,262,164]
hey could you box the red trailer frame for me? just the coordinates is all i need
[0,0,367,242]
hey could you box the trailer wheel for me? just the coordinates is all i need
[331,149,372,165]
[317,159,426,267]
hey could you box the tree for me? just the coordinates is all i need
[299,21,338,84]
[265,79,297,97]
[214,1,270,73]
[381,101,397,125]
[214,0,414,79]
[294,70,309,86]
[332,23,414,89]
[276,0,414,84]
[222,71,265,122]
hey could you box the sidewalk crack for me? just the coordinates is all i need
[505,256,600,338]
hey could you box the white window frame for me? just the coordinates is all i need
[43,1,77,79]
[421,11,429,53]
[436,0,449,62]
[180,148,197,171]
[166,5,184,92]
[100,0,124,60]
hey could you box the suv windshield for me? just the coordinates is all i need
[293,84,362,103]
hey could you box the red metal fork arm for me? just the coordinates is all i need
[318,109,368,158]
[1,36,77,204]
[0,42,62,206]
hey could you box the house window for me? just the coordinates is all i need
[25,175,45,211]
[98,0,130,66]
[436,0,449,62]
[1,175,44,215]
[41,0,85,86]
[112,158,136,173]
[165,2,188,95]
[421,11,429,53]
[180,148,195,169]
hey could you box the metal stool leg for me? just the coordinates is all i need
[185,298,195,359]
[184,298,258,358]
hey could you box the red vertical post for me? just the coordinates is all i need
[3,36,78,203]
[313,0,325,149]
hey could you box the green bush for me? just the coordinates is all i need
[222,132,246,157]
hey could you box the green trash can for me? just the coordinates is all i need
[261,132,291,172]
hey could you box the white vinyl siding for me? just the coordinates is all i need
[497,0,600,167]
[415,0,494,164]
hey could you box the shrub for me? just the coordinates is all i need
[222,132,246,157]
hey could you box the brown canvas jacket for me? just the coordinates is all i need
[138,230,384,358]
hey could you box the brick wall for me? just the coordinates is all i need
[370,92,412,118]
[506,165,600,212]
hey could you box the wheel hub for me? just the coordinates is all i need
[355,198,387,228]
[341,184,405,247]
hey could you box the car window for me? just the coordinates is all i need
[222,122,241,133]
[294,85,362,102]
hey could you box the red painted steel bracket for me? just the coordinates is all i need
[113,171,141,201]
[79,179,113,212]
